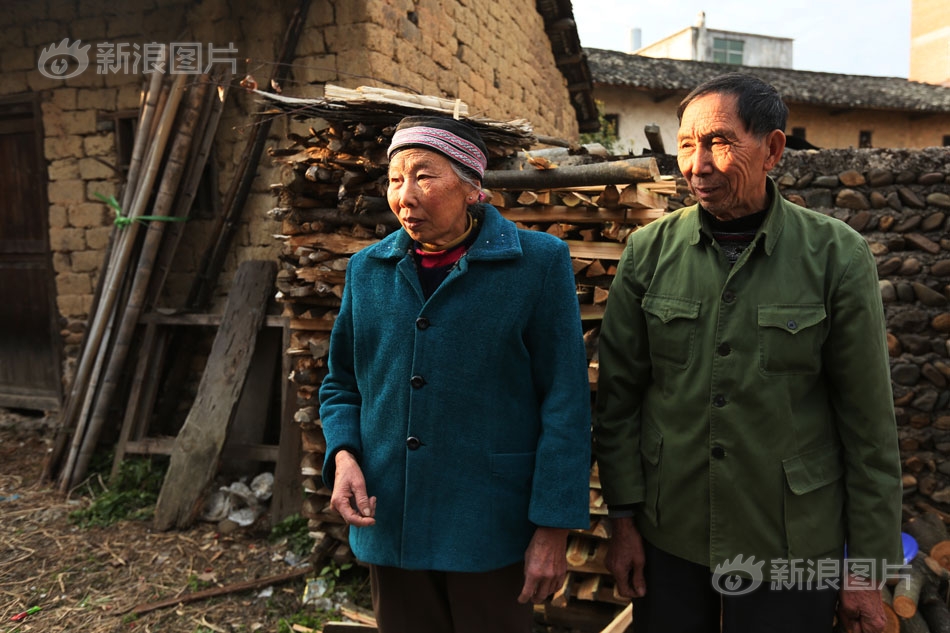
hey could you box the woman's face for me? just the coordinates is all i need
[387,148,478,248]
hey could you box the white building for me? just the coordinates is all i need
[635,11,793,69]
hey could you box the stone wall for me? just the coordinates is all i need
[0,0,580,389]
[669,146,950,515]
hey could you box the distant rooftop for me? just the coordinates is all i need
[586,47,950,114]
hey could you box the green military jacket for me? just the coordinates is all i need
[594,179,903,581]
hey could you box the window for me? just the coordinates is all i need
[604,113,619,137]
[792,127,806,140]
[859,130,872,148]
[943,135,950,147]
[712,38,744,65]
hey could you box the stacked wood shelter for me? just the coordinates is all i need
[262,86,672,630]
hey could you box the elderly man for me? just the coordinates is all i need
[594,73,902,633]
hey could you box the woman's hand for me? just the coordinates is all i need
[518,527,569,604]
[330,451,377,527]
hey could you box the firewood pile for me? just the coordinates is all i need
[262,86,673,631]
[890,512,950,633]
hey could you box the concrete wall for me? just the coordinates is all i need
[636,27,793,69]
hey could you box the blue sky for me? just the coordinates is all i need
[572,0,912,78]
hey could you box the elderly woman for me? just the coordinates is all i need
[319,115,591,633]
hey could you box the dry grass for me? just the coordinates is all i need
[0,414,364,633]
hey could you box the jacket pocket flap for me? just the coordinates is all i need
[783,444,843,495]
[642,294,701,324]
[758,304,826,334]
[640,426,663,466]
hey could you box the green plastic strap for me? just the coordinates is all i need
[94,192,186,229]
[113,214,187,228]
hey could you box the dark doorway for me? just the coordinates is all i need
[0,96,62,410]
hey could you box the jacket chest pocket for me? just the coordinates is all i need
[642,294,701,369]
[757,304,827,376]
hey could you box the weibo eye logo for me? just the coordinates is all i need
[37,38,90,79]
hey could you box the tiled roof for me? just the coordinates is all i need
[585,47,950,114]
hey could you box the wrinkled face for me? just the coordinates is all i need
[677,92,780,220]
[387,149,478,248]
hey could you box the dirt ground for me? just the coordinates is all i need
[0,409,367,633]
[0,409,597,633]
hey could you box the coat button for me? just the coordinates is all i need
[717,342,731,356]
[410,375,426,389]
[712,445,726,459]
[712,394,726,408]
[786,320,797,330]
[415,317,430,330]
[722,290,736,303]
[406,436,422,450]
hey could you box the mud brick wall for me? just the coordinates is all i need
[0,0,579,389]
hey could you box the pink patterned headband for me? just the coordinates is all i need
[388,126,488,178]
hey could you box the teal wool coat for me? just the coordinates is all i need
[319,205,592,572]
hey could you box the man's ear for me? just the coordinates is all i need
[764,129,786,171]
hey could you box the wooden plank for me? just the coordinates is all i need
[501,205,628,223]
[220,327,281,479]
[599,602,633,633]
[272,323,304,522]
[140,312,287,327]
[580,304,605,321]
[126,437,280,462]
[153,260,277,530]
[566,241,625,260]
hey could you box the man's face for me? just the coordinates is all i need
[677,92,778,220]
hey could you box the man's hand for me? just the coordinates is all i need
[329,451,376,527]
[837,582,886,633]
[606,516,647,598]
[518,527,569,604]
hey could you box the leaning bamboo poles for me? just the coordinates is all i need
[57,70,189,492]
[68,76,211,489]
[44,63,168,484]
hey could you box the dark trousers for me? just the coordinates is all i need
[632,541,839,633]
[370,562,533,633]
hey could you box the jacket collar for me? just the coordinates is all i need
[688,177,786,256]
[367,204,523,261]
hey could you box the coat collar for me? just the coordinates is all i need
[688,177,787,256]
[367,204,523,262]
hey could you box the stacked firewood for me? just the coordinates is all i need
[264,88,672,630]
[888,512,950,633]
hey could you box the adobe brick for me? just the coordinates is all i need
[68,202,108,228]
[49,227,86,252]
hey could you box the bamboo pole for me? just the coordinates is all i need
[70,77,210,489]
[58,71,189,491]
[44,65,167,483]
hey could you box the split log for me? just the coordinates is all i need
[482,157,659,190]
[930,542,950,573]
[920,583,950,633]
[905,513,950,554]
[901,611,932,633]
[894,555,930,619]
[882,585,901,633]
[599,602,632,633]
